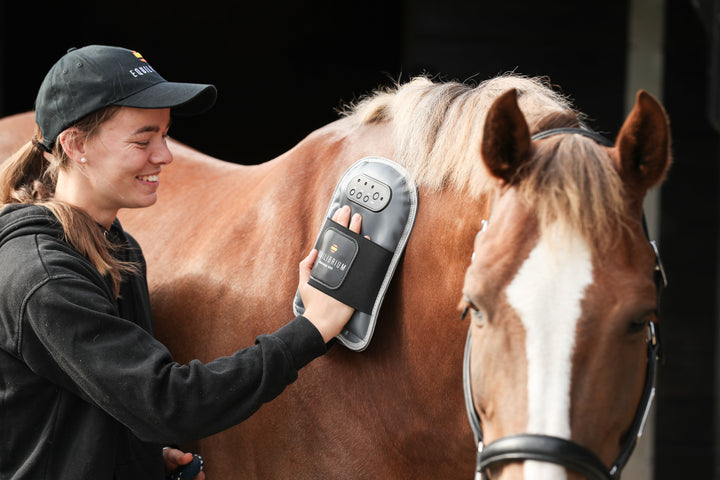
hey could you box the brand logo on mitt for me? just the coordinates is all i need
[318,248,348,272]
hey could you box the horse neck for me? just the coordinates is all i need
[389,185,494,345]
[269,116,496,350]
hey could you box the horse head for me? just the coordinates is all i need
[461,88,670,479]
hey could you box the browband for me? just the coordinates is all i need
[532,127,614,147]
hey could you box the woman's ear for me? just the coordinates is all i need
[57,128,87,163]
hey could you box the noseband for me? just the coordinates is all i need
[462,127,667,479]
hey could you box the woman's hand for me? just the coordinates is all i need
[163,447,205,480]
[298,205,362,342]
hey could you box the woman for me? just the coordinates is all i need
[0,45,359,479]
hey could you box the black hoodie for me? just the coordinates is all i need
[0,204,328,479]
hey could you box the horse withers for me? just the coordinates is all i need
[0,75,670,479]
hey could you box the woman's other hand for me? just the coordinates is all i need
[163,447,205,480]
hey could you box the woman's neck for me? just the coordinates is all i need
[54,170,117,230]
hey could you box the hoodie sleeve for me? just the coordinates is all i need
[19,272,328,444]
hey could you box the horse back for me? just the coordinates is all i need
[0,112,36,160]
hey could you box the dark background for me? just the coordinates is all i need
[1,0,717,478]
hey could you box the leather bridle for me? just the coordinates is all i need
[462,128,667,479]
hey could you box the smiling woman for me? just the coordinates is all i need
[0,45,364,480]
[0,44,213,295]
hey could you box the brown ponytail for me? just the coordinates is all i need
[0,106,136,297]
[0,137,51,204]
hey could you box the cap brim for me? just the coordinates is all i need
[115,81,217,115]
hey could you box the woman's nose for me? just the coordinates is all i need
[151,142,173,165]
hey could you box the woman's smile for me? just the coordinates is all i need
[136,173,161,184]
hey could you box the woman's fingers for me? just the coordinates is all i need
[331,206,362,234]
[331,205,351,226]
[349,212,362,234]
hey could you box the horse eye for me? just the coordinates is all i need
[471,307,487,325]
[628,313,652,334]
[460,297,487,325]
[460,298,475,321]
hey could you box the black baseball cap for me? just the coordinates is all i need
[35,45,217,151]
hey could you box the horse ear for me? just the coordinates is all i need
[481,89,532,183]
[615,90,672,193]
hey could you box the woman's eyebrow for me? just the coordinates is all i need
[131,120,172,136]
[132,125,160,135]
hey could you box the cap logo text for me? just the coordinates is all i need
[128,51,157,78]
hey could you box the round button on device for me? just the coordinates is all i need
[345,173,392,212]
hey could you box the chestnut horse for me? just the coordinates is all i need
[0,74,669,479]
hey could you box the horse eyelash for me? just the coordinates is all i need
[460,297,483,322]
[459,299,473,321]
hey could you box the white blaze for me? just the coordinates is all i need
[505,225,593,479]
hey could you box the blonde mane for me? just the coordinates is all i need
[343,74,630,252]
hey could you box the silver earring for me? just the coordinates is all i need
[80,157,87,164]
